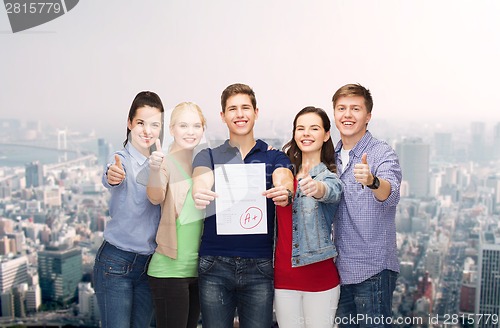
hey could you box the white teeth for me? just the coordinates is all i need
[235,121,246,127]
[343,122,354,126]
[301,140,313,145]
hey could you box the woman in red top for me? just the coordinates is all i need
[274,107,342,328]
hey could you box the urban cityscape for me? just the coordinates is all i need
[0,117,499,328]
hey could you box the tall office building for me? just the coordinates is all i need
[78,282,99,320]
[475,233,500,328]
[25,284,42,313]
[429,170,442,198]
[0,256,29,294]
[6,232,24,255]
[42,186,62,208]
[0,218,14,235]
[38,247,82,305]
[13,283,27,318]
[494,122,500,160]
[0,237,11,255]
[0,292,14,318]
[433,132,453,161]
[395,138,430,198]
[424,247,442,279]
[0,181,11,199]
[97,138,111,168]
[485,175,500,212]
[25,161,43,188]
[470,121,487,163]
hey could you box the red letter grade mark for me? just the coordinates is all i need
[240,207,263,229]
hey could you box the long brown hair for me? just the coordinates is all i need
[282,106,336,175]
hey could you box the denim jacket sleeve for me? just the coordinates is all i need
[316,170,343,204]
[316,169,342,228]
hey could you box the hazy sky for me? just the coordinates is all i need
[1,1,500,148]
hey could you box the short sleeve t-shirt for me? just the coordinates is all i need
[193,139,292,259]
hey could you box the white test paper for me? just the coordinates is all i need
[214,163,268,235]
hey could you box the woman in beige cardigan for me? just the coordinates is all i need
[146,102,206,328]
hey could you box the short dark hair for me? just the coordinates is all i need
[220,83,257,112]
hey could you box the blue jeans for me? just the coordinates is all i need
[337,270,398,328]
[198,256,274,328]
[93,241,153,328]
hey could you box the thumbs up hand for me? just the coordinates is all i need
[107,154,126,185]
[149,139,164,172]
[298,175,320,198]
[353,153,373,187]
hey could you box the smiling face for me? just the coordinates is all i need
[220,93,258,138]
[170,108,204,151]
[333,95,371,148]
[127,105,162,156]
[294,112,330,156]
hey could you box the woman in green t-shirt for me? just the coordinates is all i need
[146,102,206,328]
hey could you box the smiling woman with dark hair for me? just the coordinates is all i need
[274,106,342,328]
[93,91,164,328]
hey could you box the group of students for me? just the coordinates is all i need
[93,82,402,328]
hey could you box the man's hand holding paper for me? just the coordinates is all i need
[214,163,268,235]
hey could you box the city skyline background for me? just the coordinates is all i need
[1,2,500,323]
[1,1,500,150]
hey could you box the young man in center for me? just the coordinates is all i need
[192,83,293,328]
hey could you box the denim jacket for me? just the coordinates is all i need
[291,162,342,267]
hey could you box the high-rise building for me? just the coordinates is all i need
[0,218,14,235]
[395,138,430,198]
[0,237,10,255]
[0,292,14,318]
[40,226,51,245]
[13,283,27,318]
[494,122,500,160]
[470,122,487,163]
[97,216,106,232]
[97,138,111,168]
[38,247,82,305]
[0,181,11,199]
[429,170,442,198]
[460,282,476,314]
[475,233,500,328]
[78,282,99,320]
[0,256,29,294]
[42,186,62,207]
[485,175,500,212]
[25,284,42,313]
[25,161,43,188]
[433,132,453,161]
[6,232,24,255]
[424,248,442,279]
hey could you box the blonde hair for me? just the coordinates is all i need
[170,102,207,128]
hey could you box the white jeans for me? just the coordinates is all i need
[274,286,340,328]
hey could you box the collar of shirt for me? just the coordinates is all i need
[335,131,373,172]
[126,143,148,166]
[220,139,268,157]
[335,130,373,155]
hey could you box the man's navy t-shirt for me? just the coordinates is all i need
[193,139,292,259]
